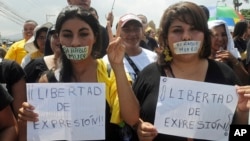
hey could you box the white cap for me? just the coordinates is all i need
[120,13,142,27]
[25,22,53,53]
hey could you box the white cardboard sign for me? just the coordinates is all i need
[27,83,105,141]
[154,77,238,141]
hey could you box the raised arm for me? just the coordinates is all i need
[106,22,139,126]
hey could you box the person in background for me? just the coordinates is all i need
[246,40,250,74]
[0,85,18,141]
[21,22,52,68]
[138,14,158,52]
[132,2,249,141]
[104,13,157,83]
[233,20,249,66]
[4,20,37,65]
[18,5,139,141]
[23,25,61,83]
[0,47,7,59]
[145,26,156,40]
[245,20,250,73]
[1,41,8,51]
[208,20,249,85]
[199,5,210,21]
[67,0,91,9]
[246,20,250,41]
[89,7,109,58]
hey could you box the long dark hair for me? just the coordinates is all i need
[158,1,211,67]
[233,20,248,39]
[34,27,48,49]
[55,5,102,82]
[44,25,56,56]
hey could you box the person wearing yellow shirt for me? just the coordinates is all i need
[4,20,37,65]
[21,22,52,68]
[1,41,8,51]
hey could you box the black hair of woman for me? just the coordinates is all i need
[55,5,102,82]
[199,5,210,21]
[233,20,248,39]
[44,25,56,56]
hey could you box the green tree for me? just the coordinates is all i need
[240,9,250,20]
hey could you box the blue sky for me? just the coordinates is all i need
[0,0,249,40]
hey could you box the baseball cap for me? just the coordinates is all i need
[120,13,142,27]
[25,22,53,53]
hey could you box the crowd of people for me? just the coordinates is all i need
[1,0,250,141]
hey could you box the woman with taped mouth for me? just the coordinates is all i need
[131,1,249,141]
[18,5,139,141]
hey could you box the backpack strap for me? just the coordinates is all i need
[124,54,140,75]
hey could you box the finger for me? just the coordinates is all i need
[105,13,110,20]
[107,21,113,41]
[244,94,250,98]
[237,86,250,95]
[18,113,38,122]
[113,37,123,52]
[138,131,157,141]
[22,102,35,110]
[237,85,250,90]
[108,12,114,20]
[116,20,122,37]
[106,37,121,53]
[138,122,158,136]
[18,108,38,122]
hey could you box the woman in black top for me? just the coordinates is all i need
[132,2,250,141]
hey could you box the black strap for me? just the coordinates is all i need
[124,54,140,75]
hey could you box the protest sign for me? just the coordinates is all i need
[26,83,105,141]
[154,77,238,141]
